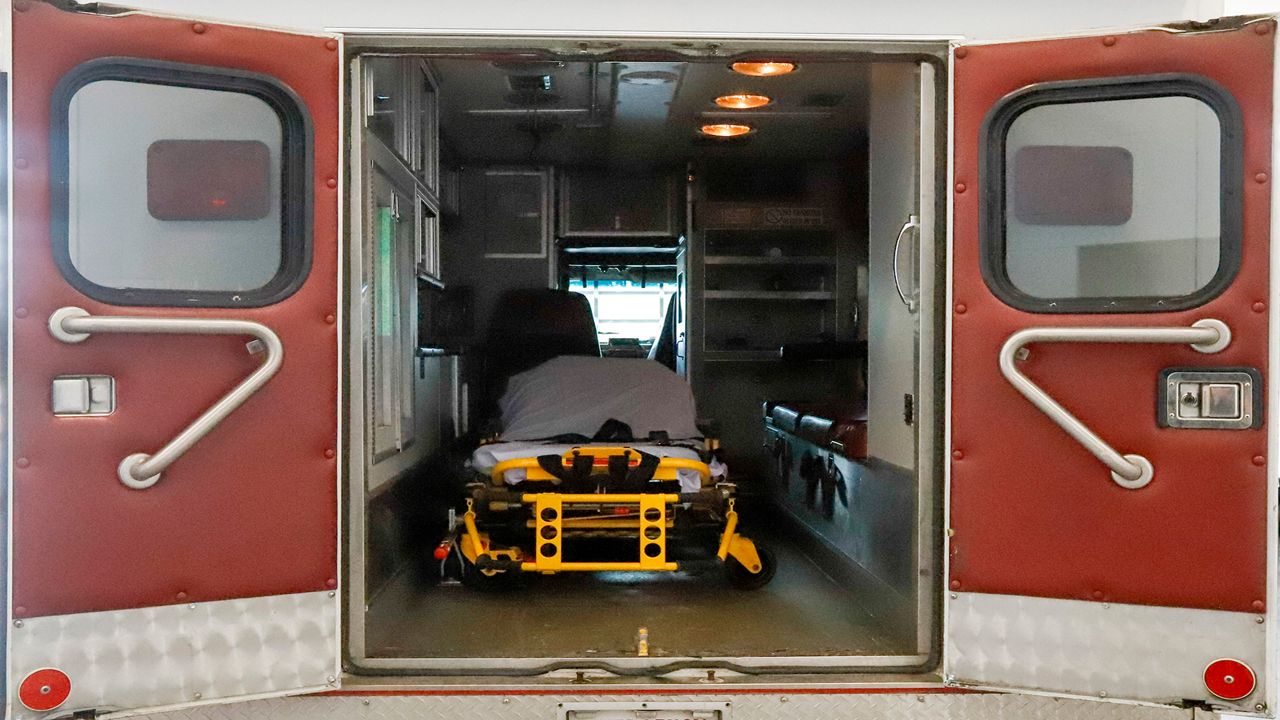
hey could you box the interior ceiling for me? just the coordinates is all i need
[431,57,871,166]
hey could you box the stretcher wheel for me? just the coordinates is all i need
[724,543,777,590]
[460,554,524,592]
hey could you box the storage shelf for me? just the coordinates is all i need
[703,255,837,266]
[704,290,835,301]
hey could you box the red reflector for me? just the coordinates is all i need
[612,506,631,515]
[1204,658,1256,701]
[433,547,450,560]
[19,668,71,711]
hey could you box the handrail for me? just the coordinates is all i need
[998,319,1230,489]
[892,214,920,313]
[48,306,284,490]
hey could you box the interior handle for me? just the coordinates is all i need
[48,306,285,490]
[998,319,1230,489]
[892,214,919,313]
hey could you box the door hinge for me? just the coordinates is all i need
[37,0,131,16]
[1156,15,1273,35]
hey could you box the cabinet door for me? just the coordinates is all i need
[560,170,678,237]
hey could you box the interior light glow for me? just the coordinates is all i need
[714,93,772,109]
[700,123,754,138]
[730,61,797,77]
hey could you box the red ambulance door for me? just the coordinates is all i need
[7,2,340,717]
[947,17,1276,711]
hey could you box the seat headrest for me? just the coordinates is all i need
[481,289,602,411]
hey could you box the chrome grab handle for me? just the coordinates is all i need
[998,319,1230,489]
[892,214,920,313]
[48,306,284,490]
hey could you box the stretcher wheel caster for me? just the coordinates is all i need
[724,544,777,590]
[461,555,523,592]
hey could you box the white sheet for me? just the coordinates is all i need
[498,356,702,442]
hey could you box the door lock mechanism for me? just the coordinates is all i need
[51,375,115,416]
[1161,369,1261,429]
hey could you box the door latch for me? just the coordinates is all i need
[51,375,116,416]
[1161,368,1261,430]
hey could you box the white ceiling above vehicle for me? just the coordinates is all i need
[431,58,871,166]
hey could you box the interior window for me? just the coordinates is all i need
[57,67,308,306]
[569,278,676,350]
[988,78,1240,311]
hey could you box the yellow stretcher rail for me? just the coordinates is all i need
[489,446,711,485]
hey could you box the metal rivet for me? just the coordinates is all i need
[325,39,339,51]
[503,698,512,705]
[176,591,187,601]
[324,448,336,459]
[328,591,336,597]
[192,23,207,34]
[779,697,789,703]
[1253,600,1264,611]
[949,593,957,599]
[952,450,964,460]
[362,699,371,706]
[1253,455,1266,466]
[15,158,28,169]
[954,47,968,59]
[326,178,337,189]
[1092,590,1104,600]
[14,307,27,318]
[327,577,338,589]
[1015,347,1030,361]
[949,579,961,590]
[1256,22,1272,35]
[1258,616,1266,623]
[955,182,967,194]
[13,619,23,628]
[1254,301,1267,313]
[39,685,51,695]
[1257,704,1267,712]
[955,303,967,314]
[194,692,202,700]
[1102,36,1117,46]
[1257,172,1270,184]
[16,457,30,468]
[1099,691,1107,698]
[324,313,336,324]
[326,676,336,684]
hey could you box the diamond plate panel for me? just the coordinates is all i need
[138,691,1194,720]
[946,592,1266,710]
[7,591,338,720]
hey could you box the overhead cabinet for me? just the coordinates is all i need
[559,168,681,237]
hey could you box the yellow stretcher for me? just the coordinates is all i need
[454,445,776,590]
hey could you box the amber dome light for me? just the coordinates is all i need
[714,93,772,109]
[730,61,797,77]
[700,123,754,138]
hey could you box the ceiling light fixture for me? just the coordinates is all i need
[730,61,797,77]
[714,93,772,109]
[700,123,754,138]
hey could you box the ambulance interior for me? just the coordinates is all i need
[349,45,944,673]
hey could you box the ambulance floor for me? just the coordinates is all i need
[363,525,908,661]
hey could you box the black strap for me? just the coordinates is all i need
[533,449,665,493]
